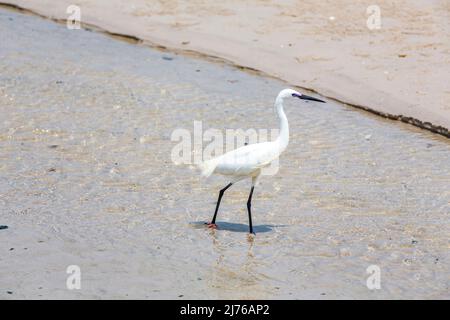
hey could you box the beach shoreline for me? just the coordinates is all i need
[1,0,449,137]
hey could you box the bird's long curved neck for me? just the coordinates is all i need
[274,96,289,151]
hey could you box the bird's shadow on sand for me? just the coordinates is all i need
[190,221,286,233]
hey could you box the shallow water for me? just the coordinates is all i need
[0,9,449,299]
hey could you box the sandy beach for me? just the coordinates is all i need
[1,0,449,136]
[1,8,449,299]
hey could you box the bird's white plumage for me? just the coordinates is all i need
[202,141,281,177]
[199,88,325,234]
[199,88,303,182]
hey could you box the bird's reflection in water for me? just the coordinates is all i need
[203,225,274,299]
[187,221,285,298]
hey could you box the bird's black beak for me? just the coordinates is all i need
[292,93,325,103]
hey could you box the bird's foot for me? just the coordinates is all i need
[205,222,218,229]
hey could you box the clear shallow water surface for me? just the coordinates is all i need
[0,9,449,299]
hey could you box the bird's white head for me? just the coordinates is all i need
[277,88,326,103]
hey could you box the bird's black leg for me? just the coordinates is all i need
[209,183,233,226]
[247,186,255,234]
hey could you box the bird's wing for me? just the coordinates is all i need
[215,142,280,175]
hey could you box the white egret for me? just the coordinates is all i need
[199,88,325,234]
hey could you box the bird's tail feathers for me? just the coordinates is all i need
[198,158,219,177]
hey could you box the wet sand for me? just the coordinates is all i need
[0,9,449,299]
[1,0,449,136]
